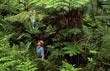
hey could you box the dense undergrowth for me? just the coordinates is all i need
[0,0,110,71]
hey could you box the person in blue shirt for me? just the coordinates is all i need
[36,40,45,60]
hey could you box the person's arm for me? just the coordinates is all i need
[41,47,45,60]
[41,56,44,60]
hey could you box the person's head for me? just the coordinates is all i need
[37,40,44,47]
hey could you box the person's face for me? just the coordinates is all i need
[37,42,41,47]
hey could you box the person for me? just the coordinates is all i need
[36,40,45,60]
[30,15,35,29]
[29,9,36,29]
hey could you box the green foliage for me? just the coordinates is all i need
[83,14,92,22]
[1,0,110,71]
[82,25,93,38]
[59,28,81,38]
[16,59,37,71]
[63,42,81,56]
[27,0,90,9]
[0,35,37,71]
[44,24,56,38]
[3,0,90,23]
[60,61,81,71]
[5,11,31,22]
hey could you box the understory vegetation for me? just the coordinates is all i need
[0,0,110,71]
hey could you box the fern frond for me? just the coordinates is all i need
[4,11,32,22]
[60,61,81,71]
[0,56,12,62]
[63,42,81,56]
[95,15,110,20]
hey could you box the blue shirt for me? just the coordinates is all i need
[36,47,44,57]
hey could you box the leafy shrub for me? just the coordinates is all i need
[60,61,81,71]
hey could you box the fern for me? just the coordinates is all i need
[1,0,110,71]
[16,59,38,71]
[59,28,81,38]
[44,24,56,38]
[4,11,32,22]
[4,0,90,23]
[95,15,110,20]
[0,34,37,71]
[60,61,81,71]
[63,42,81,56]
[82,25,93,38]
